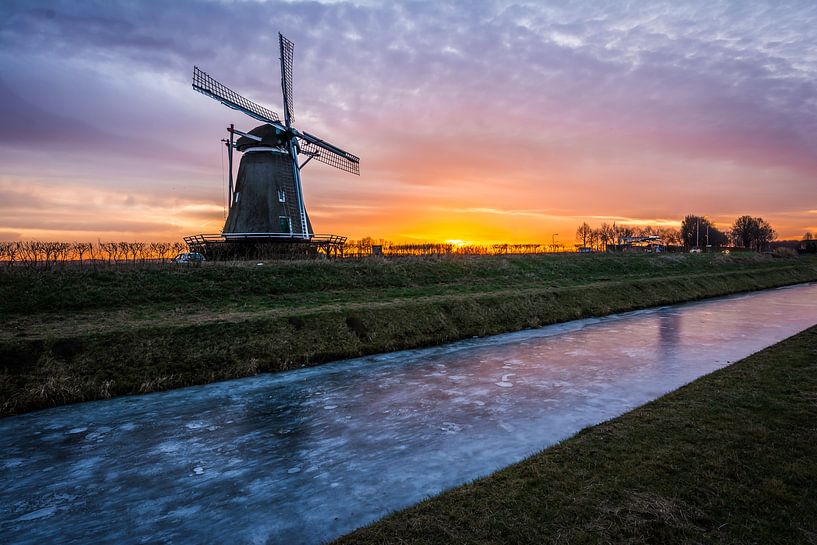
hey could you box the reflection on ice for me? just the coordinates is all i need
[1,283,816,545]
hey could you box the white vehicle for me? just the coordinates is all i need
[173,252,206,264]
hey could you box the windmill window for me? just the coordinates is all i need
[279,216,292,233]
[278,189,286,203]
[234,192,240,204]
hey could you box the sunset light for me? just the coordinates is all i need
[1,2,816,243]
[2,3,817,544]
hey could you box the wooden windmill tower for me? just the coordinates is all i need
[186,33,359,255]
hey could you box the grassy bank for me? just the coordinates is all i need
[1,253,816,416]
[335,325,817,545]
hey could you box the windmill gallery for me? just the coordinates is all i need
[184,33,360,259]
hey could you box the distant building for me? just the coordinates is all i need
[608,235,666,253]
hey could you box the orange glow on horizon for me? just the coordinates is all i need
[1,175,814,244]
[2,2,816,245]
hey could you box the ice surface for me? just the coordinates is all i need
[1,284,816,545]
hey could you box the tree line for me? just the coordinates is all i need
[0,241,188,269]
[575,214,780,251]
[0,214,800,270]
[574,223,681,252]
[0,238,574,269]
[344,238,567,257]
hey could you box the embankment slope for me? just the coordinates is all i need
[2,253,815,416]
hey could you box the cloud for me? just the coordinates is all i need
[0,231,23,242]
[438,206,681,227]
[0,0,816,240]
[440,206,563,220]
[0,179,224,240]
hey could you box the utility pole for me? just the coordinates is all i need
[706,223,710,250]
[696,218,700,249]
[223,124,234,208]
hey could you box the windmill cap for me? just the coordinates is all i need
[236,124,290,152]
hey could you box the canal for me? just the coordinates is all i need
[1,283,816,544]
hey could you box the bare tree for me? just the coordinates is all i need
[129,242,146,263]
[161,242,173,261]
[754,218,776,251]
[598,222,615,251]
[55,242,72,266]
[658,227,681,246]
[98,242,119,265]
[617,225,636,239]
[171,242,186,256]
[87,242,98,269]
[73,242,86,267]
[576,222,592,249]
[730,216,754,249]
[730,216,776,252]
[0,242,20,268]
[115,242,129,264]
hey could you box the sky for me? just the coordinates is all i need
[1,0,816,244]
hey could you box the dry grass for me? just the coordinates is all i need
[2,254,816,417]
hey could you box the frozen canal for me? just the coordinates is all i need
[2,283,817,544]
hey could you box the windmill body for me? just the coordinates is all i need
[224,124,314,237]
[189,33,358,250]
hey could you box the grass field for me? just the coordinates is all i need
[2,252,816,416]
[334,325,817,545]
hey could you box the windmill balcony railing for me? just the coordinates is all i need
[184,233,347,246]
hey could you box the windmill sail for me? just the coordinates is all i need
[279,33,295,127]
[300,132,360,175]
[193,67,281,125]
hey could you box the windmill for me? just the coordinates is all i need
[188,33,359,252]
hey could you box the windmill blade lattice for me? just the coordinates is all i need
[300,133,360,175]
[279,33,295,126]
[193,66,281,125]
